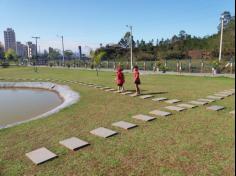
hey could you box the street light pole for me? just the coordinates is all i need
[126,25,133,70]
[219,15,224,62]
[32,36,40,71]
[57,35,65,66]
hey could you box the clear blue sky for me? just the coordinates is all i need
[0,0,235,52]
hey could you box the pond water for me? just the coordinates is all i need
[0,88,63,128]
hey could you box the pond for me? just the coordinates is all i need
[0,88,63,128]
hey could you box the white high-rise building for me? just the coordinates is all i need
[26,42,36,58]
[4,28,16,51]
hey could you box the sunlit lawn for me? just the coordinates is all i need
[0,67,235,176]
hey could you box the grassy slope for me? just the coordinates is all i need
[0,67,235,176]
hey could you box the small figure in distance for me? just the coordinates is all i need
[133,65,141,95]
[116,67,125,93]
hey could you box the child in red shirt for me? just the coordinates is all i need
[133,66,141,95]
[116,67,125,92]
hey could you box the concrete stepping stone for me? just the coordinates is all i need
[189,100,208,105]
[112,121,137,130]
[90,127,118,138]
[220,91,234,96]
[105,88,116,92]
[165,99,181,104]
[214,93,228,97]
[59,137,89,151]
[207,96,223,100]
[152,97,168,102]
[149,110,172,116]
[165,106,186,112]
[25,147,57,165]
[120,91,133,95]
[139,95,154,99]
[207,105,225,111]
[129,93,140,97]
[132,114,156,121]
[230,110,235,115]
[197,98,215,103]
[177,103,197,109]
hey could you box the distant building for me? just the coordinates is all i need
[4,28,16,51]
[26,42,36,58]
[16,42,27,57]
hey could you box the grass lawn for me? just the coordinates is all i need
[0,67,235,176]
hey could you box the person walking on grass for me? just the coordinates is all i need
[116,67,125,92]
[133,66,141,95]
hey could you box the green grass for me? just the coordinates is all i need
[0,67,235,176]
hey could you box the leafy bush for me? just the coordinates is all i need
[1,62,10,68]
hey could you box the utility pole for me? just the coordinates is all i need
[32,36,40,71]
[219,15,224,62]
[57,35,65,66]
[126,25,133,70]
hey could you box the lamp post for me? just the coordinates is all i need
[219,15,224,62]
[57,35,65,66]
[126,25,133,70]
[32,36,40,71]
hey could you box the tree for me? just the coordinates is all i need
[218,11,232,31]
[118,32,135,48]
[48,49,61,61]
[90,50,106,76]
[4,49,17,62]
[64,50,73,60]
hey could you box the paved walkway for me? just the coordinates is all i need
[33,66,235,78]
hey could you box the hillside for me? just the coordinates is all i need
[96,18,235,62]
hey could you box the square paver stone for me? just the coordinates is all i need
[129,93,140,97]
[59,137,89,151]
[214,93,228,97]
[149,110,172,116]
[132,114,156,121]
[165,106,186,112]
[165,99,181,104]
[90,127,118,138]
[207,96,223,100]
[189,101,208,105]
[220,92,234,96]
[105,89,116,92]
[152,97,168,102]
[207,105,225,111]
[120,91,133,95]
[112,121,137,130]
[139,95,154,99]
[197,98,215,103]
[177,103,197,109]
[25,147,57,165]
